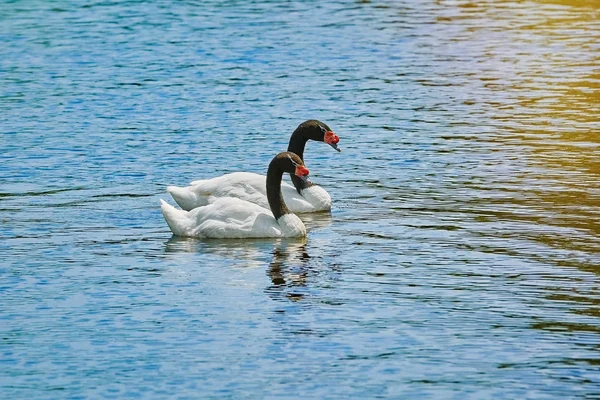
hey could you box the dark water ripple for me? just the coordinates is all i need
[1,0,600,398]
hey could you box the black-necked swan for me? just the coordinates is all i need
[160,152,312,238]
[166,120,340,213]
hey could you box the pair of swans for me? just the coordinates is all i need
[161,120,341,239]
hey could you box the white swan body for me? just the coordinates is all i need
[160,198,306,239]
[167,120,339,214]
[167,172,331,213]
[161,152,311,239]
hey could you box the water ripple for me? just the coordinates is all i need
[1,0,599,398]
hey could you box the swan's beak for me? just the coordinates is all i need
[324,131,341,152]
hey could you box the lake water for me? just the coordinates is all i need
[1,0,599,398]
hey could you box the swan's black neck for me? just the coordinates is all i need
[289,171,312,194]
[287,127,313,194]
[287,127,308,161]
[266,157,290,221]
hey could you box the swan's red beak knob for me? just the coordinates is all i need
[295,165,310,178]
[324,131,341,152]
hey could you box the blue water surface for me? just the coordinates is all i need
[1,0,600,398]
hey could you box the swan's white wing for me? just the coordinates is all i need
[293,185,332,212]
[161,198,290,238]
[189,172,265,191]
[172,172,290,211]
[169,172,331,213]
[169,172,268,211]
[280,185,332,213]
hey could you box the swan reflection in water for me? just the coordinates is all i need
[268,238,309,286]
[163,212,332,276]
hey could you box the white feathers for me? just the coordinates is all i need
[160,149,334,239]
[167,172,331,213]
[160,198,306,239]
[289,185,332,212]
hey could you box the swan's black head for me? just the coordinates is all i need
[272,152,310,183]
[292,120,341,152]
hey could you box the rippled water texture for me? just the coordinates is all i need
[1,0,599,398]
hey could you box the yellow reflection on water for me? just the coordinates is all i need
[419,0,600,275]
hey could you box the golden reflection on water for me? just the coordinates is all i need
[428,3,599,222]
[533,0,600,9]
[422,0,600,334]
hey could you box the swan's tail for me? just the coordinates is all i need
[167,185,210,211]
[160,199,193,236]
